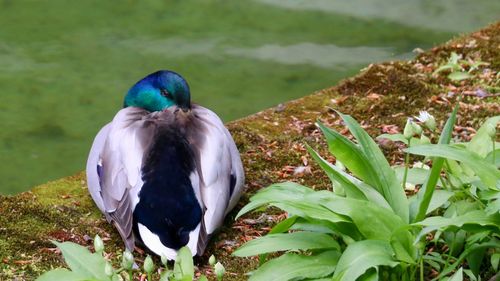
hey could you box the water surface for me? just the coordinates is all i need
[1,0,498,194]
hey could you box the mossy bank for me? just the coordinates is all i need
[1,22,499,280]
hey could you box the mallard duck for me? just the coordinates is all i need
[86,70,244,259]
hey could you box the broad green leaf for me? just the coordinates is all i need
[337,112,408,222]
[173,247,194,280]
[310,192,406,240]
[406,144,500,189]
[465,230,491,245]
[491,253,500,271]
[234,231,340,257]
[358,269,378,281]
[425,190,453,214]
[307,144,391,210]
[447,267,463,281]
[271,201,349,225]
[481,190,500,215]
[448,71,471,81]
[268,216,297,234]
[434,241,500,280]
[468,116,499,157]
[390,227,417,264]
[413,105,457,223]
[36,268,88,281]
[414,210,500,240]
[446,200,480,216]
[465,247,485,277]
[485,148,500,168]
[418,210,500,228]
[268,197,362,240]
[332,240,398,281]
[394,167,433,186]
[485,198,500,215]
[257,216,298,265]
[236,182,313,218]
[249,251,340,281]
[317,122,381,193]
[446,159,463,175]
[444,230,466,257]
[290,218,336,234]
[307,144,365,200]
[409,190,453,220]
[52,241,109,281]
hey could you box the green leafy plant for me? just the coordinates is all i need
[36,235,224,281]
[234,108,499,281]
[433,52,488,81]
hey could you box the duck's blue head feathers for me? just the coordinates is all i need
[124,70,191,112]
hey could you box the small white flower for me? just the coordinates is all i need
[415,111,436,131]
[415,111,432,123]
[404,182,416,191]
[413,161,430,170]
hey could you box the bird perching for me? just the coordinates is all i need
[86,70,245,259]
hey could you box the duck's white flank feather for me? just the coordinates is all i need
[192,106,245,235]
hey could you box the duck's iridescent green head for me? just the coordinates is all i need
[124,70,191,112]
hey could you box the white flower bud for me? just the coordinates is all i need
[403,118,415,139]
[485,123,496,140]
[411,122,423,136]
[144,255,155,274]
[104,261,114,277]
[214,262,225,280]
[209,255,216,266]
[94,235,104,254]
[122,250,134,270]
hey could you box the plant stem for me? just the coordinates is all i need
[402,138,412,189]
[129,270,133,281]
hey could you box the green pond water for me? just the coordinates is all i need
[1,0,499,194]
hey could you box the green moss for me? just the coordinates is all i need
[1,21,499,281]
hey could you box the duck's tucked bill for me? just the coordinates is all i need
[86,70,244,259]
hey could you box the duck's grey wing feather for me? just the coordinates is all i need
[86,123,111,214]
[224,127,245,214]
[86,107,152,251]
[191,106,245,254]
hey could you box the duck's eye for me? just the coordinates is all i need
[161,89,171,99]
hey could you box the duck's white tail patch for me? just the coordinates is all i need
[137,223,200,260]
